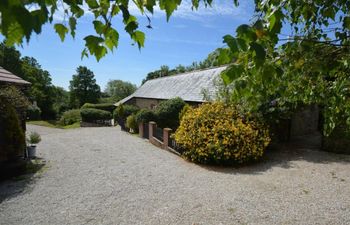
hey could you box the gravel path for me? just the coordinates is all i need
[1,125,350,225]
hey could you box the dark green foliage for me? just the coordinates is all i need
[0,44,65,119]
[81,103,116,113]
[322,124,350,154]
[27,105,41,121]
[217,1,350,136]
[59,109,81,125]
[52,86,70,117]
[80,108,111,122]
[0,98,25,161]
[21,56,57,119]
[69,66,101,108]
[135,109,157,124]
[113,104,140,122]
[0,0,154,60]
[0,85,29,113]
[155,97,186,130]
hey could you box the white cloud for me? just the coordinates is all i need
[129,0,252,21]
[49,0,251,23]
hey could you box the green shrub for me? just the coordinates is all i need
[135,109,157,124]
[80,108,112,122]
[81,103,116,113]
[113,104,139,122]
[27,105,41,120]
[174,102,271,165]
[26,132,41,146]
[59,109,81,125]
[322,124,350,154]
[0,85,29,113]
[0,98,25,161]
[179,104,191,121]
[126,114,138,133]
[155,97,186,130]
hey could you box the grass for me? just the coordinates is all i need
[27,120,80,129]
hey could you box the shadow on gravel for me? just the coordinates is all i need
[201,144,350,175]
[0,158,46,203]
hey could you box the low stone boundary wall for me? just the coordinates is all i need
[139,121,181,156]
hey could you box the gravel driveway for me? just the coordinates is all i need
[1,125,350,225]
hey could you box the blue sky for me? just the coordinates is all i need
[16,0,254,90]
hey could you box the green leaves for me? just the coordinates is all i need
[250,42,266,67]
[217,48,234,65]
[159,0,182,21]
[93,20,105,34]
[344,16,350,30]
[221,64,245,85]
[132,31,145,49]
[223,35,248,54]
[105,27,119,50]
[223,35,239,53]
[83,35,107,61]
[86,0,99,9]
[236,24,257,42]
[54,24,69,41]
[69,17,77,38]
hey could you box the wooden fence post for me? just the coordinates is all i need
[163,128,172,150]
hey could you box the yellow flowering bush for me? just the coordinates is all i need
[174,102,271,165]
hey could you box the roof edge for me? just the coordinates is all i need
[142,65,228,83]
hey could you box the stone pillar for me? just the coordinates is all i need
[139,123,144,138]
[163,128,172,150]
[149,121,156,141]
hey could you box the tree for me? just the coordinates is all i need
[52,86,70,116]
[1,1,349,134]
[69,66,101,108]
[0,0,218,61]
[0,44,59,119]
[218,1,350,135]
[21,56,57,118]
[104,80,136,101]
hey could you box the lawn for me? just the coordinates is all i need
[27,120,80,129]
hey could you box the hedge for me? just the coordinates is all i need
[81,103,116,113]
[135,109,157,124]
[80,108,112,122]
[113,104,140,122]
[59,109,81,125]
[155,97,186,130]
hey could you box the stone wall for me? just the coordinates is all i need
[290,104,320,138]
[135,98,160,109]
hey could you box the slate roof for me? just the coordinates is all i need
[0,67,30,85]
[116,66,227,105]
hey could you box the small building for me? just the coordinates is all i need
[0,66,31,130]
[0,67,31,86]
[116,66,227,109]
